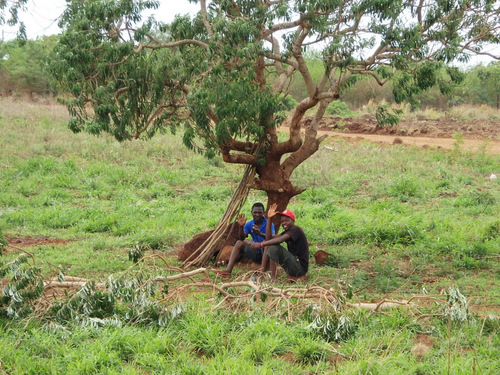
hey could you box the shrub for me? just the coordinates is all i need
[326,100,355,116]
[292,336,327,364]
[389,176,420,199]
[279,93,299,110]
[455,190,497,207]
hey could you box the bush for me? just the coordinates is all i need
[326,101,355,117]
[279,94,299,110]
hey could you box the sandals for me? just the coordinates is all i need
[212,269,231,279]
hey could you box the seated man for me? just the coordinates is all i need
[252,203,309,282]
[213,202,275,278]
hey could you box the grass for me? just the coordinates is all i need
[1,98,500,373]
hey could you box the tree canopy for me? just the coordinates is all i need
[48,0,499,208]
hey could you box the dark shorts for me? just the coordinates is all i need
[267,245,305,277]
[242,242,263,264]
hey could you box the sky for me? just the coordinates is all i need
[1,0,199,40]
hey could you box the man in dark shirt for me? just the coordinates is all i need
[252,203,309,282]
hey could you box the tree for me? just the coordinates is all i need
[0,37,57,97]
[0,0,28,39]
[49,0,499,212]
[474,62,500,109]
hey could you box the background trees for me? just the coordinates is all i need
[462,62,500,109]
[0,37,57,97]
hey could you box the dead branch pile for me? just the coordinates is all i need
[2,250,467,322]
[38,266,454,321]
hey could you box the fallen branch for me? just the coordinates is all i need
[6,245,37,265]
[153,268,210,281]
[32,267,455,320]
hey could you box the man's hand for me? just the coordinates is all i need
[237,213,246,226]
[251,242,262,250]
[252,224,262,235]
[267,203,278,218]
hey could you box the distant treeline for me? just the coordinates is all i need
[1,37,499,110]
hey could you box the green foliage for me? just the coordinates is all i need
[0,37,57,96]
[389,176,420,199]
[323,253,343,267]
[473,62,500,109]
[0,232,6,254]
[48,272,184,328]
[326,100,355,116]
[445,286,469,322]
[307,313,356,343]
[279,93,299,110]
[292,336,327,364]
[375,105,403,127]
[179,310,233,357]
[128,243,146,263]
[0,255,44,318]
[455,189,497,207]
[50,281,117,324]
[482,315,500,335]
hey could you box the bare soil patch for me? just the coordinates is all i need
[314,115,500,139]
[4,234,70,247]
[289,116,500,155]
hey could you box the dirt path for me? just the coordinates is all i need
[321,130,500,155]
[283,115,500,155]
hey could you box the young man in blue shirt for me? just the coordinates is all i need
[213,202,275,278]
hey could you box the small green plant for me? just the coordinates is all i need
[482,315,500,334]
[326,100,355,117]
[292,336,327,364]
[455,190,497,207]
[389,176,419,199]
[323,253,342,267]
[372,260,403,292]
[452,132,465,152]
[483,220,500,240]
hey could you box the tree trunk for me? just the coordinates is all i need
[252,156,306,229]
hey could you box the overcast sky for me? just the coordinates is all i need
[1,0,199,40]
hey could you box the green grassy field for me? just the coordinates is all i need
[1,99,499,374]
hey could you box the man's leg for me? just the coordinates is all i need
[259,247,270,273]
[224,240,247,273]
[269,257,277,281]
[266,245,304,278]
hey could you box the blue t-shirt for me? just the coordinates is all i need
[243,218,275,247]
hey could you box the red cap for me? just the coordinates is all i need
[277,209,295,221]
